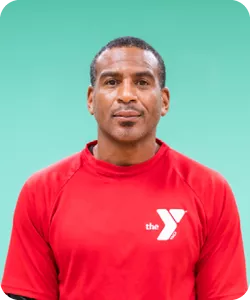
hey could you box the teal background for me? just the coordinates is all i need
[0,0,249,282]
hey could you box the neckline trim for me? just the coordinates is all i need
[81,138,169,177]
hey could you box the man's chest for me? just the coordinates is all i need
[49,176,206,276]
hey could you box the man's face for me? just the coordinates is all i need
[87,47,170,143]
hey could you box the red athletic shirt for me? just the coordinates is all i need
[1,139,248,300]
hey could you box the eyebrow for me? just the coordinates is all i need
[99,71,121,80]
[134,71,155,80]
[99,70,155,81]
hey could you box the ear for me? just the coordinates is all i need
[161,87,170,117]
[87,86,94,115]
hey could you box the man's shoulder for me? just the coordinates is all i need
[168,146,229,197]
[25,151,83,190]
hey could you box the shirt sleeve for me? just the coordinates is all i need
[1,179,59,300]
[6,294,34,300]
[195,177,248,300]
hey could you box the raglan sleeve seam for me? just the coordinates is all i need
[47,161,85,232]
[170,153,209,238]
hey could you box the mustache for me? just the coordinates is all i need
[112,107,144,115]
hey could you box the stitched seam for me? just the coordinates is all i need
[169,149,208,239]
[47,159,86,238]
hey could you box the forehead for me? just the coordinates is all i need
[95,47,159,76]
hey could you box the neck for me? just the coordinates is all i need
[93,134,159,166]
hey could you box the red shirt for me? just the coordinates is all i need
[1,139,248,300]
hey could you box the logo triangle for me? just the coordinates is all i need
[169,209,186,223]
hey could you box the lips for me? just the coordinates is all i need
[113,110,141,118]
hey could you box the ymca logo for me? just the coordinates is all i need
[145,209,186,240]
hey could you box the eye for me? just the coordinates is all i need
[105,79,118,86]
[136,80,149,86]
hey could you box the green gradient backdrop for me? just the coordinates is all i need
[0,0,249,281]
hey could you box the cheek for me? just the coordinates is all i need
[93,92,114,119]
[143,93,162,115]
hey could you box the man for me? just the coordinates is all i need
[1,36,248,300]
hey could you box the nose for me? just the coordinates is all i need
[117,80,138,103]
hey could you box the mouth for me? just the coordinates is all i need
[112,110,142,120]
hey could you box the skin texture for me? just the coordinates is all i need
[87,47,170,166]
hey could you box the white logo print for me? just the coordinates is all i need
[146,209,186,240]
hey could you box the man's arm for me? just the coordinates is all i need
[1,179,58,299]
[195,177,248,299]
[7,294,34,300]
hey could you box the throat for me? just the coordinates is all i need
[90,141,160,167]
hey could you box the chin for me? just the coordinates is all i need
[111,128,147,144]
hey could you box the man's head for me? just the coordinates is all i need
[87,36,170,144]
